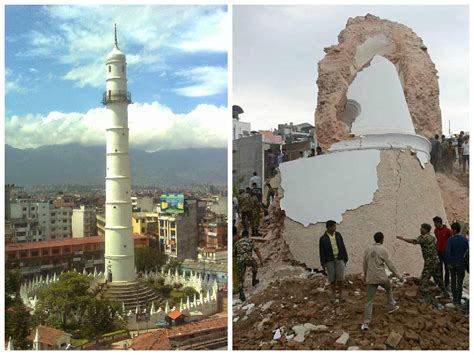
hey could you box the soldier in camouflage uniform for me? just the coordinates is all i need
[234,230,264,301]
[250,185,262,236]
[397,223,449,303]
[238,188,254,231]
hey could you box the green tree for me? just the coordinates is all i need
[163,258,182,273]
[182,287,197,297]
[34,272,124,340]
[135,246,166,272]
[5,269,32,350]
[35,272,91,331]
[80,299,124,340]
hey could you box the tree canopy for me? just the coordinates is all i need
[34,272,124,339]
[135,246,166,272]
[5,269,32,350]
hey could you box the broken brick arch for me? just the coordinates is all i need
[315,14,441,149]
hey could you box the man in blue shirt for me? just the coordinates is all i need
[446,222,469,306]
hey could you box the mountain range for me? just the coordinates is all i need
[5,144,227,187]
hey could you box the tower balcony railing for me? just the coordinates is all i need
[102,90,132,105]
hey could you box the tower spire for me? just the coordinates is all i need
[114,23,119,49]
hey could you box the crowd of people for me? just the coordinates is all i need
[430,131,469,174]
[232,170,278,301]
[233,133,469,323]
[317,218,468,331]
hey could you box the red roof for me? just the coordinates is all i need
[260,130,283,144]
[5,234,148,252]
[131,329,171,350]
[168,317,227,337]
[131,317,227,350]
[167,310,184,320]
[27,325,71,346]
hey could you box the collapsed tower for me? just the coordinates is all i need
[278,14,447,277]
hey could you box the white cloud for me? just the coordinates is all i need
[5,102,228,151]
[5,69,30,95]
[14,5,228,89]
[174,66,227,97]
[63,60,104,88]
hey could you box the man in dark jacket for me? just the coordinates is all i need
[446,222,469,306]
[319,220,348,304]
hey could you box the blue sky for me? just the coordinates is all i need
[5,5,228,151]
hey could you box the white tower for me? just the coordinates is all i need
[103,25,135,283]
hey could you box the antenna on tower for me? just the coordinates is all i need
[114,23,119,49]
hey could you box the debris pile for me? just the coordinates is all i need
[233,274,469,350]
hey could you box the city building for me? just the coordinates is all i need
[131,195,155,212]
[232,105,251,140]
[199,214,227,250]
[9,199,72,243]
[72,205,97,238]
[181,259,227,285]
[52,194,75,208]
[233,133,281,189]
[132,211,158,234]
[158,198,206,261]
[5,234,149,276]
[96,213,106,236]
[276,122,315,144]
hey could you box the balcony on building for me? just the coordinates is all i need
[101,90,132,105]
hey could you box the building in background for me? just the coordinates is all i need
[132,211,158,234]
[9,199,72,243]
[132,195,154,212]
[158,198,206,261]
[232,105,251,140]
[72,206,97,238]
[6,234,149,276]
[96,214,106,236]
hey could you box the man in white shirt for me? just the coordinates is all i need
[462,136,469,173]
[249,171,262,188]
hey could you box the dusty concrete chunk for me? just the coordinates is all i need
[294,333,306,343]
[292,324,308,336]
[335,331,350,345]
[273,328,282,341]
[385,331,403,349]
[347,346,360,350]
[303,323,319,331]
[261,301,274,311]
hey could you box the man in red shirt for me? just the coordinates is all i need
[433,216,453,290]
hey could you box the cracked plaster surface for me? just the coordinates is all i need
[315,14,441,149]
[282,150,447,277]
[280,149,380,227]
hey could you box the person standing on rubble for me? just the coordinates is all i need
[446,222,469,307]
[433,216,453,290]
[238,188,254,231]
[234,230,264,301]
[249,187,262,236]
[319,220,348,304]
[361,232,401,331]
[397,223,449,303]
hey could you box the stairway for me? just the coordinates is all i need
[100,280,161,312]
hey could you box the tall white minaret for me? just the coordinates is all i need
[103,25,135,283]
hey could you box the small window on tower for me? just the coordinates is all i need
[109,65,111,73]
[122,65,124,73]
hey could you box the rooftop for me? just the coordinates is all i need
[6,234,147,252]
[131,317,227,350]
[27,325,71,346]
